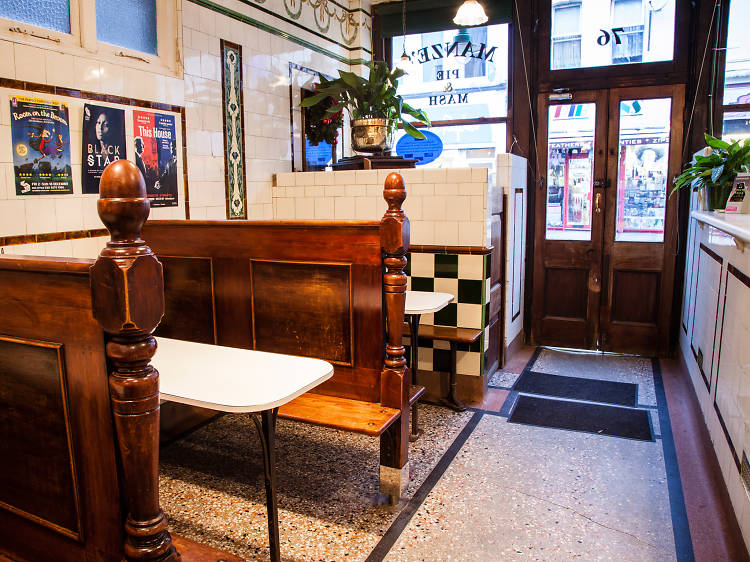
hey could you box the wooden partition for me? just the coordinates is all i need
[143,220,387,403]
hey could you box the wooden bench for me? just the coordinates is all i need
[0,161,237,561]
[405,323,482,414]
[142,173,417,498]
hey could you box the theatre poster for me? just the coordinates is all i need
[132,110,178,207]
[81,104,126,194]
[10,96,72,195]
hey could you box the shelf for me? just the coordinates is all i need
[692,211,750,249]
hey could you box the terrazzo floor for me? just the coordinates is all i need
[159,348,695,560]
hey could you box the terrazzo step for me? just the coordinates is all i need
[278,393,401,436]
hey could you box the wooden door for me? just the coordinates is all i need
[599,85,684,354]
[531,90,608,349]
[531,85,684,355]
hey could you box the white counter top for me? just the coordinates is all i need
[691,211,750,244]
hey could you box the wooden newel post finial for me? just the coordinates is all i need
[90,160,178,561]
[380,172,410,474]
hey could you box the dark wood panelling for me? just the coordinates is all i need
[0,337,80,539]
[543,267,588,319]
[0,259,123,561]
[611,270,660,325]
[213,257,253,349]
[251,260,352,364]
[156,256,216,344]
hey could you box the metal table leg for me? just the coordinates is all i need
[442,341,467,412]
[251,407,280,562]
[408,313,422,441]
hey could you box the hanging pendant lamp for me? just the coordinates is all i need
[395,0,412,71]
[453,0,488,27]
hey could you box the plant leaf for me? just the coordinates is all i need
[705,133,731,150]
[402,120,426,139]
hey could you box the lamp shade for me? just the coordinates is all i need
[453,0,488,26]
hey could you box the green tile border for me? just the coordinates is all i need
[188,0,372,65]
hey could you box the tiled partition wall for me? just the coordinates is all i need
[0,0,371,256]
[680,214,750,551]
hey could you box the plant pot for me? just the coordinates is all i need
[351,118,391,153]
[706,183,733,212]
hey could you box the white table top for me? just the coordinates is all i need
[153,338,333,413]
[692,210,750,243]
[405,290,454,315]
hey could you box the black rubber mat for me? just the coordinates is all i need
[508,394,653,441]
[512,370,638,407]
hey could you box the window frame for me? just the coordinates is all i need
[383,22,513,159]
[713,0,750,140]
[537,0,690,93]
[0,0,179,77]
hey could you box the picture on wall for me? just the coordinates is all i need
[132,110,178,207]
[82,104,126,194]
[10,96,72,195]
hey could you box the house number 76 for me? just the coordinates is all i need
[597,27,625,46]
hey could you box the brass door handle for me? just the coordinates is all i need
[594,193,602,214]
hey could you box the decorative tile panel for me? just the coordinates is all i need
[220,40,247,219]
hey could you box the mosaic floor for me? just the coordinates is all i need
[159,348,694,561]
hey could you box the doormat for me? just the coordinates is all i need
[512,370,638,407]
[508,394,653,441]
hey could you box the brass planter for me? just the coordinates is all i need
[351,118,391,153]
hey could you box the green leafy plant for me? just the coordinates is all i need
[672,133,750,198]
[299,61,431,139]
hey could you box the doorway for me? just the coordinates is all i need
[531,85,685,355]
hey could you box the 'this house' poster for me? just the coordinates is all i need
[82,104,126,194]
[132,110,178,207]
[10,96,72,195]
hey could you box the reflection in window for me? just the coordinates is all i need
[615,98,671,243]
[722,112,750,143]
[1,1,70,33]
[551,1,581,70]
[545,103,595,241]
[96,0,157,55]
[550,0,675,70]
[612,0,643,64]
[723,0,750,106]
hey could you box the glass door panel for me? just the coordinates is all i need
[546,102,596,241]
[614,97,671,242]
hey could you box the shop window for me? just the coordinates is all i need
[391,23,508,183]
[1,1,71,34]
[0,0,178,74]
[718,0,750,143]
[96,0,157,55]
[550,0,675,71]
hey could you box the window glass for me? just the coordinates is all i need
[391,23,509,119]
[545,103,596,241]
[614,98,671,243]
[722,112,750,142]
[394,123,506,185]
[723,0,750,105]
[96,0,157,55]
[550,0,675,71]
[1,1,70,34]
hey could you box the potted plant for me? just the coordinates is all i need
[672,133,750,211]
[300,61,430,153]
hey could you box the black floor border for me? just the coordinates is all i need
[364,412,483,562]
[652,358,695,561]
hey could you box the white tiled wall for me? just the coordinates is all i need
[273,167,489,246]
[0,0,364,249]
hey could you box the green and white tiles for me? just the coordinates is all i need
[406,251,491,377]
[220,40,246,219]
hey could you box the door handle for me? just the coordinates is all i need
[594,193,602,214]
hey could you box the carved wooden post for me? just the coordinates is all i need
[90,160,180,561]
[379,172,410,500]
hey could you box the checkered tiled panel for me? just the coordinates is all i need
[404,251,491,377]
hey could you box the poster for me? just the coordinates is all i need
[10,96,72,195]
[82,104,126,194]
[132,110,178,207]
